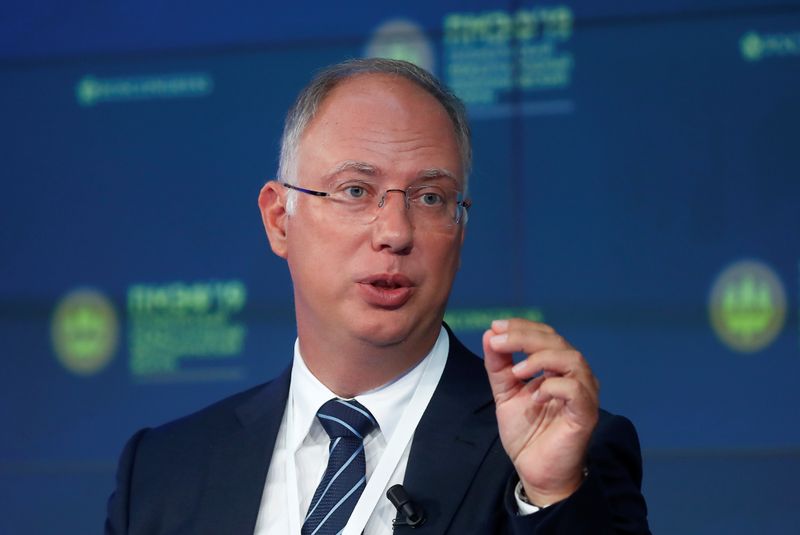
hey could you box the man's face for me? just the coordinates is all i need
[275,73,465,349]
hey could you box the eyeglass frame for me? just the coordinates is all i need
[280,181,472,226]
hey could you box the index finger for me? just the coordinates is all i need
[488,324,572,356]
[482,328,521,404]
[489,318,556,336]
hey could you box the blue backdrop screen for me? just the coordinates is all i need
[2,2,799,533]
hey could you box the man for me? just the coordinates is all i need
[106,58,650,534]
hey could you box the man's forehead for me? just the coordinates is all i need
[325,72,416,97]
[293,72,464,186]
[315,73,448,122]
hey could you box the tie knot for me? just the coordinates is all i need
[316,398,377,440]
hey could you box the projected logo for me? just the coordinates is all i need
[51,288,120,375]
[75,73,213,107]
[365,19,435,73]
[127,280,247,382]
[445,307,544,332]
[442,5,575,118]
[740,30,800,62]
[708,260,787,353]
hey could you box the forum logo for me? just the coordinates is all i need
[708,260,786,353]
[51,288,119,375]
[740,30,800,62]
[364,19,435,74]
[75,73,213,107]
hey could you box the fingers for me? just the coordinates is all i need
[482,329,520,404]
[490,318,555,336]
[510,349,592,382]
[483,318,599,406]
[520,375,546,397]
[529,376,598,423]
[488,320,590,379]
[488,320,571,356]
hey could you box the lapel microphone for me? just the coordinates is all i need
[387,484,426,528]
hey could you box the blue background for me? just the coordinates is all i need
[2,1,799,533]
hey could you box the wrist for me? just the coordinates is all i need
[520,466,589,507]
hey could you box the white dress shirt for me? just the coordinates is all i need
[253,327,448,535]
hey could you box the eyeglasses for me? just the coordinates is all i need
[282,181,471,229]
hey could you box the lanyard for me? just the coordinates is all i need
[285,328,448,535]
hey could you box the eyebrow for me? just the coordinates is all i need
[325,161,458,182]
[418,168,457,181]
[324,160,378,179]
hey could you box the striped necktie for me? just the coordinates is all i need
[301,398,377,535]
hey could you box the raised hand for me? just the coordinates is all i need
[482,318,599,506]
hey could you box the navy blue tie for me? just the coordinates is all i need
[301,398,377,535]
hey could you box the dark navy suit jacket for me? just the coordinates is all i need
[106,329,651,534]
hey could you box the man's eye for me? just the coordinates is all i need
[418,190,445,206]
[344,186,367,199]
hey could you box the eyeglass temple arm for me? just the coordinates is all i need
[281,183,329,197]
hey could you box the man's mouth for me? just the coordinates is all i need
[361,274,413,289]
[357,274,415,308]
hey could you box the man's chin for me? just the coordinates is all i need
[353,325,410,348]
[351,313,439,349]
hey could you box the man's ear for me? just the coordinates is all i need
[258,181,289,259]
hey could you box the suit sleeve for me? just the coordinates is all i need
[105,428,150,535]
[504,414,651,535]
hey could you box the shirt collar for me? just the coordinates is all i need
[287,327,448,451]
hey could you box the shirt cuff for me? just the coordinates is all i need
[514,480,544,516]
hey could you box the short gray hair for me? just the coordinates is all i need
[277,58,472,211]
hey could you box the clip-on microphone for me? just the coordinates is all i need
[387,484,426,528]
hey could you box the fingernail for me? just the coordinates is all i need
[490,333,507,347]
[512,360,527,374]
[532,390,541,402]
[492,319,509,331]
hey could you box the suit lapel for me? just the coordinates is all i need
[192,366,292,535]
[186,330,496,534]
[400,331,498,533]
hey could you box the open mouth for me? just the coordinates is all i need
[371,279,403,289]
[361,273,413,289]
[358,274,414,308]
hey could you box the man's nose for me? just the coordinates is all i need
[371,190,414,254]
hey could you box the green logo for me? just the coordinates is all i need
[709,260,786,353]
[365,19,435,73]
[127,280,247,381]
[76,76,100,106]
[75,73,213,107]
[51,288,119,375]
[740,30,800,62]
[740,31,765,62]
[444,307,544,332]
